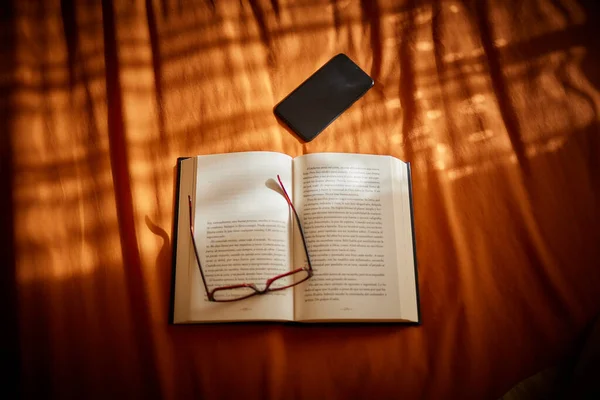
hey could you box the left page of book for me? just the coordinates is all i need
[173,152,294,323]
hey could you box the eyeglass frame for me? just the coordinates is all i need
[188,175,313,302]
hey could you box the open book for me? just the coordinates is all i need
[170,152,420,324]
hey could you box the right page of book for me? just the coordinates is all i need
[292,153,418,322]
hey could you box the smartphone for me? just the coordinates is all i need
[274,54,374,142]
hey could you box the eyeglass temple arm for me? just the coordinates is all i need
[188,195,212,298]
[276,175,313,272]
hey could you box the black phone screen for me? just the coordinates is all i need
[274,54,374,142]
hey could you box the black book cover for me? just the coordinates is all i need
[406,162,421,325]
[168,157,188,324]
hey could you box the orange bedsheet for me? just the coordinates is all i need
[2,0,600,398]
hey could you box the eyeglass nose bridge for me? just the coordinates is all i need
[253,283,270,294]
[247,283,261,292]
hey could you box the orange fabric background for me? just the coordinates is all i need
[2,0,600,398]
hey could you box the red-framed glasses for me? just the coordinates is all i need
[188,175,313,302]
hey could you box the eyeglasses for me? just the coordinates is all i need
[188,175,313,302]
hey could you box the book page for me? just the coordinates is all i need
[292,153,404,321]
[391,158,419,323]
[182,152,294,322]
